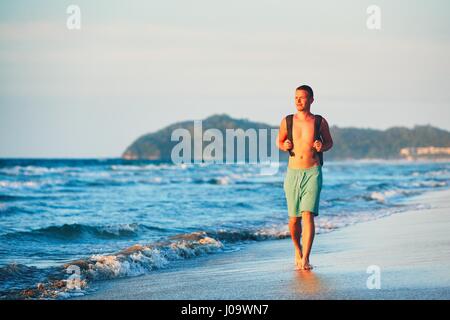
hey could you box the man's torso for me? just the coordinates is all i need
[288,114,320,169]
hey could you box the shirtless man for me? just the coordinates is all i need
[276,85,333,270]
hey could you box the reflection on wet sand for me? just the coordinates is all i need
[290,270,325,296]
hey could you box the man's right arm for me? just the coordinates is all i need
[276,117,289,152]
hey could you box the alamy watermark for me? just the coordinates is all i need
[171,120,280,175]
[366,5,381,30]
[65,264,82,290]
[366,265,381,289]
[66,5,81,30]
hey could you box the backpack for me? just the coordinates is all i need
[285,114,323,166]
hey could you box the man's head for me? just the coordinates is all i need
[295,85,314,112]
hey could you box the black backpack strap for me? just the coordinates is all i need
[285,114,294,156]
[314,115,323,166]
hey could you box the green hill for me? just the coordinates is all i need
[121,114,450,161]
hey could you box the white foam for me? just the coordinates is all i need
[87,252,161,279]
[0,166,74,176]
[425,169,449,177]
[0,180,39,188]
[0,179,64,189]
[111,165,152,171]
[368,189,418,202]
[314,209,397,234]
[98,223,140,236]
[411,181,447,188]
[63,232,225,283]
[67,171,111,178]
[252,226,290,239]
[138,177,164,184]
[214,177,230,185]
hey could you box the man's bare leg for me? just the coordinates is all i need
[301,211,315,270]
[288,217,303,269]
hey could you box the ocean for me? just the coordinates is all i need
[0,158,449,299]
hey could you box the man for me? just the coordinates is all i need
[276,85,333,270]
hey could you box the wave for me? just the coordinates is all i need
[137,177,164,184]
[110,163,185,172]
[367,182,392,191]
[313,204,424,233]
[193,177,231,185]
[424,169,450,177]
[206,227,290,243]
[2,223,147,241]
[0,208,411,299]
[0,227,291,299]
[0,263,39,280]
[0,231,224,299]
[61,178,136,188]
[410,180,447,188]
[362,179,448,202]
[0,179,65,189]
[0,166,77,176]
[61,174,180,187]
[0,204,36,216]
[327,189,421,205]
[0,180,40,189]
[0,262,67,300]
[0,195,36,202]
[0,200,433,300]
[363,189,421,203]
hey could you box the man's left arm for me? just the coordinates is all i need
[319,117,333,152]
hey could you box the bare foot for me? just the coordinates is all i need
[295,251,303,270]
[301,258,313,270]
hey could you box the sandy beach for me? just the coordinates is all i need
[76,188,450,300]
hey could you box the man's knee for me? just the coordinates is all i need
[301,211,315,220]
[289,216,302,226]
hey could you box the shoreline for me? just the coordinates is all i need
[75,188,450,300]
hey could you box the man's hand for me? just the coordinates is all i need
[283,139,293,151]
[312,140,322,152]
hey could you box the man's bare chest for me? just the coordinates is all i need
[292,119,316,143]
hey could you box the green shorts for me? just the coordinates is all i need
[283,165,323,217]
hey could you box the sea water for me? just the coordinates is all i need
[0,158,448,298]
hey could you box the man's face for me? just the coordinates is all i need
[295,89,313,111]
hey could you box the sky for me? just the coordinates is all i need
[0,0,449,158]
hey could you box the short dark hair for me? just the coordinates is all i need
[296,85,314,98]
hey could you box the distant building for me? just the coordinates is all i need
[400,146,450,160]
